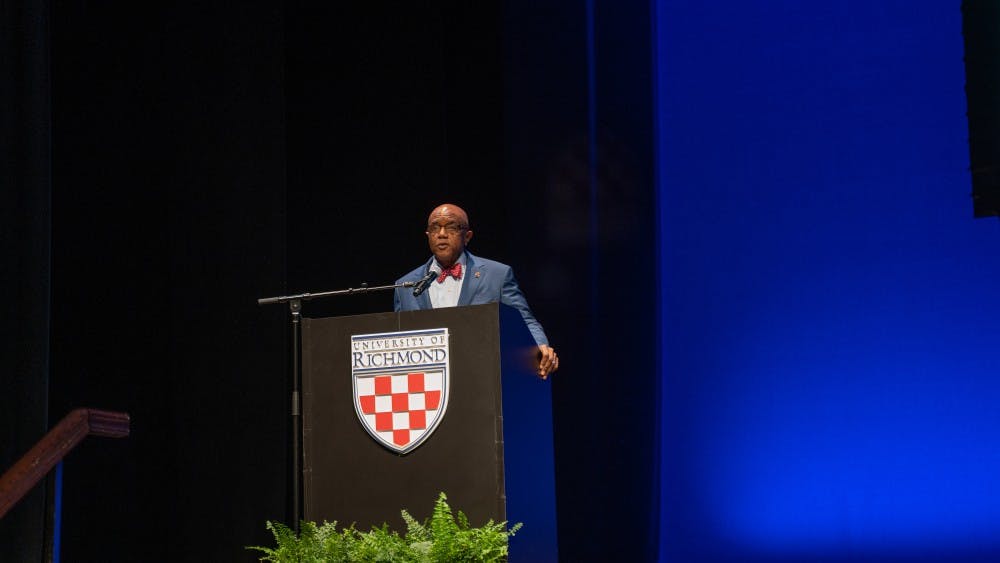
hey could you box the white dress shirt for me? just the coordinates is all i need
[428,254,466,308]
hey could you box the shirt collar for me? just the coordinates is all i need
[433,251,466,273]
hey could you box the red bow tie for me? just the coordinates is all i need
[437,263,462,283]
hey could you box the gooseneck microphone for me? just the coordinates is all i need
[412,269,439,296]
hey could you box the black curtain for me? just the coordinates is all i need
[0,0,51,560]
[504,1,657,560]
[46,2,288,559]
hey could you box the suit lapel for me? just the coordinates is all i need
[417,257,434,310]
[457,252,478,307]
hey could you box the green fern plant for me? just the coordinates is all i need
[248,492,521,562]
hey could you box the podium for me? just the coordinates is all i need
[300,303,557,561]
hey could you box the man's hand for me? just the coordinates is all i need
[537,344,559,379]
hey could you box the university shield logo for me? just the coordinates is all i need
[351,328,450,454]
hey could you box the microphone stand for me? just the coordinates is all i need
[257,281,415,533]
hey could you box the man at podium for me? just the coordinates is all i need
[394,203,559,379]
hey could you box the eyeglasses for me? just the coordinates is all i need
[426,222,467,235]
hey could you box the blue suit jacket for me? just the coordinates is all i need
[394,251,550,346]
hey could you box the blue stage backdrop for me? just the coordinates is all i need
[656,1,1000,561]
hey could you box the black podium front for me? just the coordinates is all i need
[301,303,557,561]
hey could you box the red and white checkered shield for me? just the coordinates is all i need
[351,329,450,454]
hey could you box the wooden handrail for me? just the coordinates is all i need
[0,408,130,519]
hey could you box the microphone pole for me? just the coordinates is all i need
[257,280,415,533]
[257,280,415,306]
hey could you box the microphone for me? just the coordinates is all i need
[412,269,439,296]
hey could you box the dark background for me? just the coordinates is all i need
[6,1,1000,562]
[2,1,656,561]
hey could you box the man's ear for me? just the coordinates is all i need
[464,229,474,245]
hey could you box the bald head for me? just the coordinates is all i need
[425,203,473,268]
[426,203,469,229]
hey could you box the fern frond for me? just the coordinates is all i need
[247,492,522,562]
[402,508,432,543]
